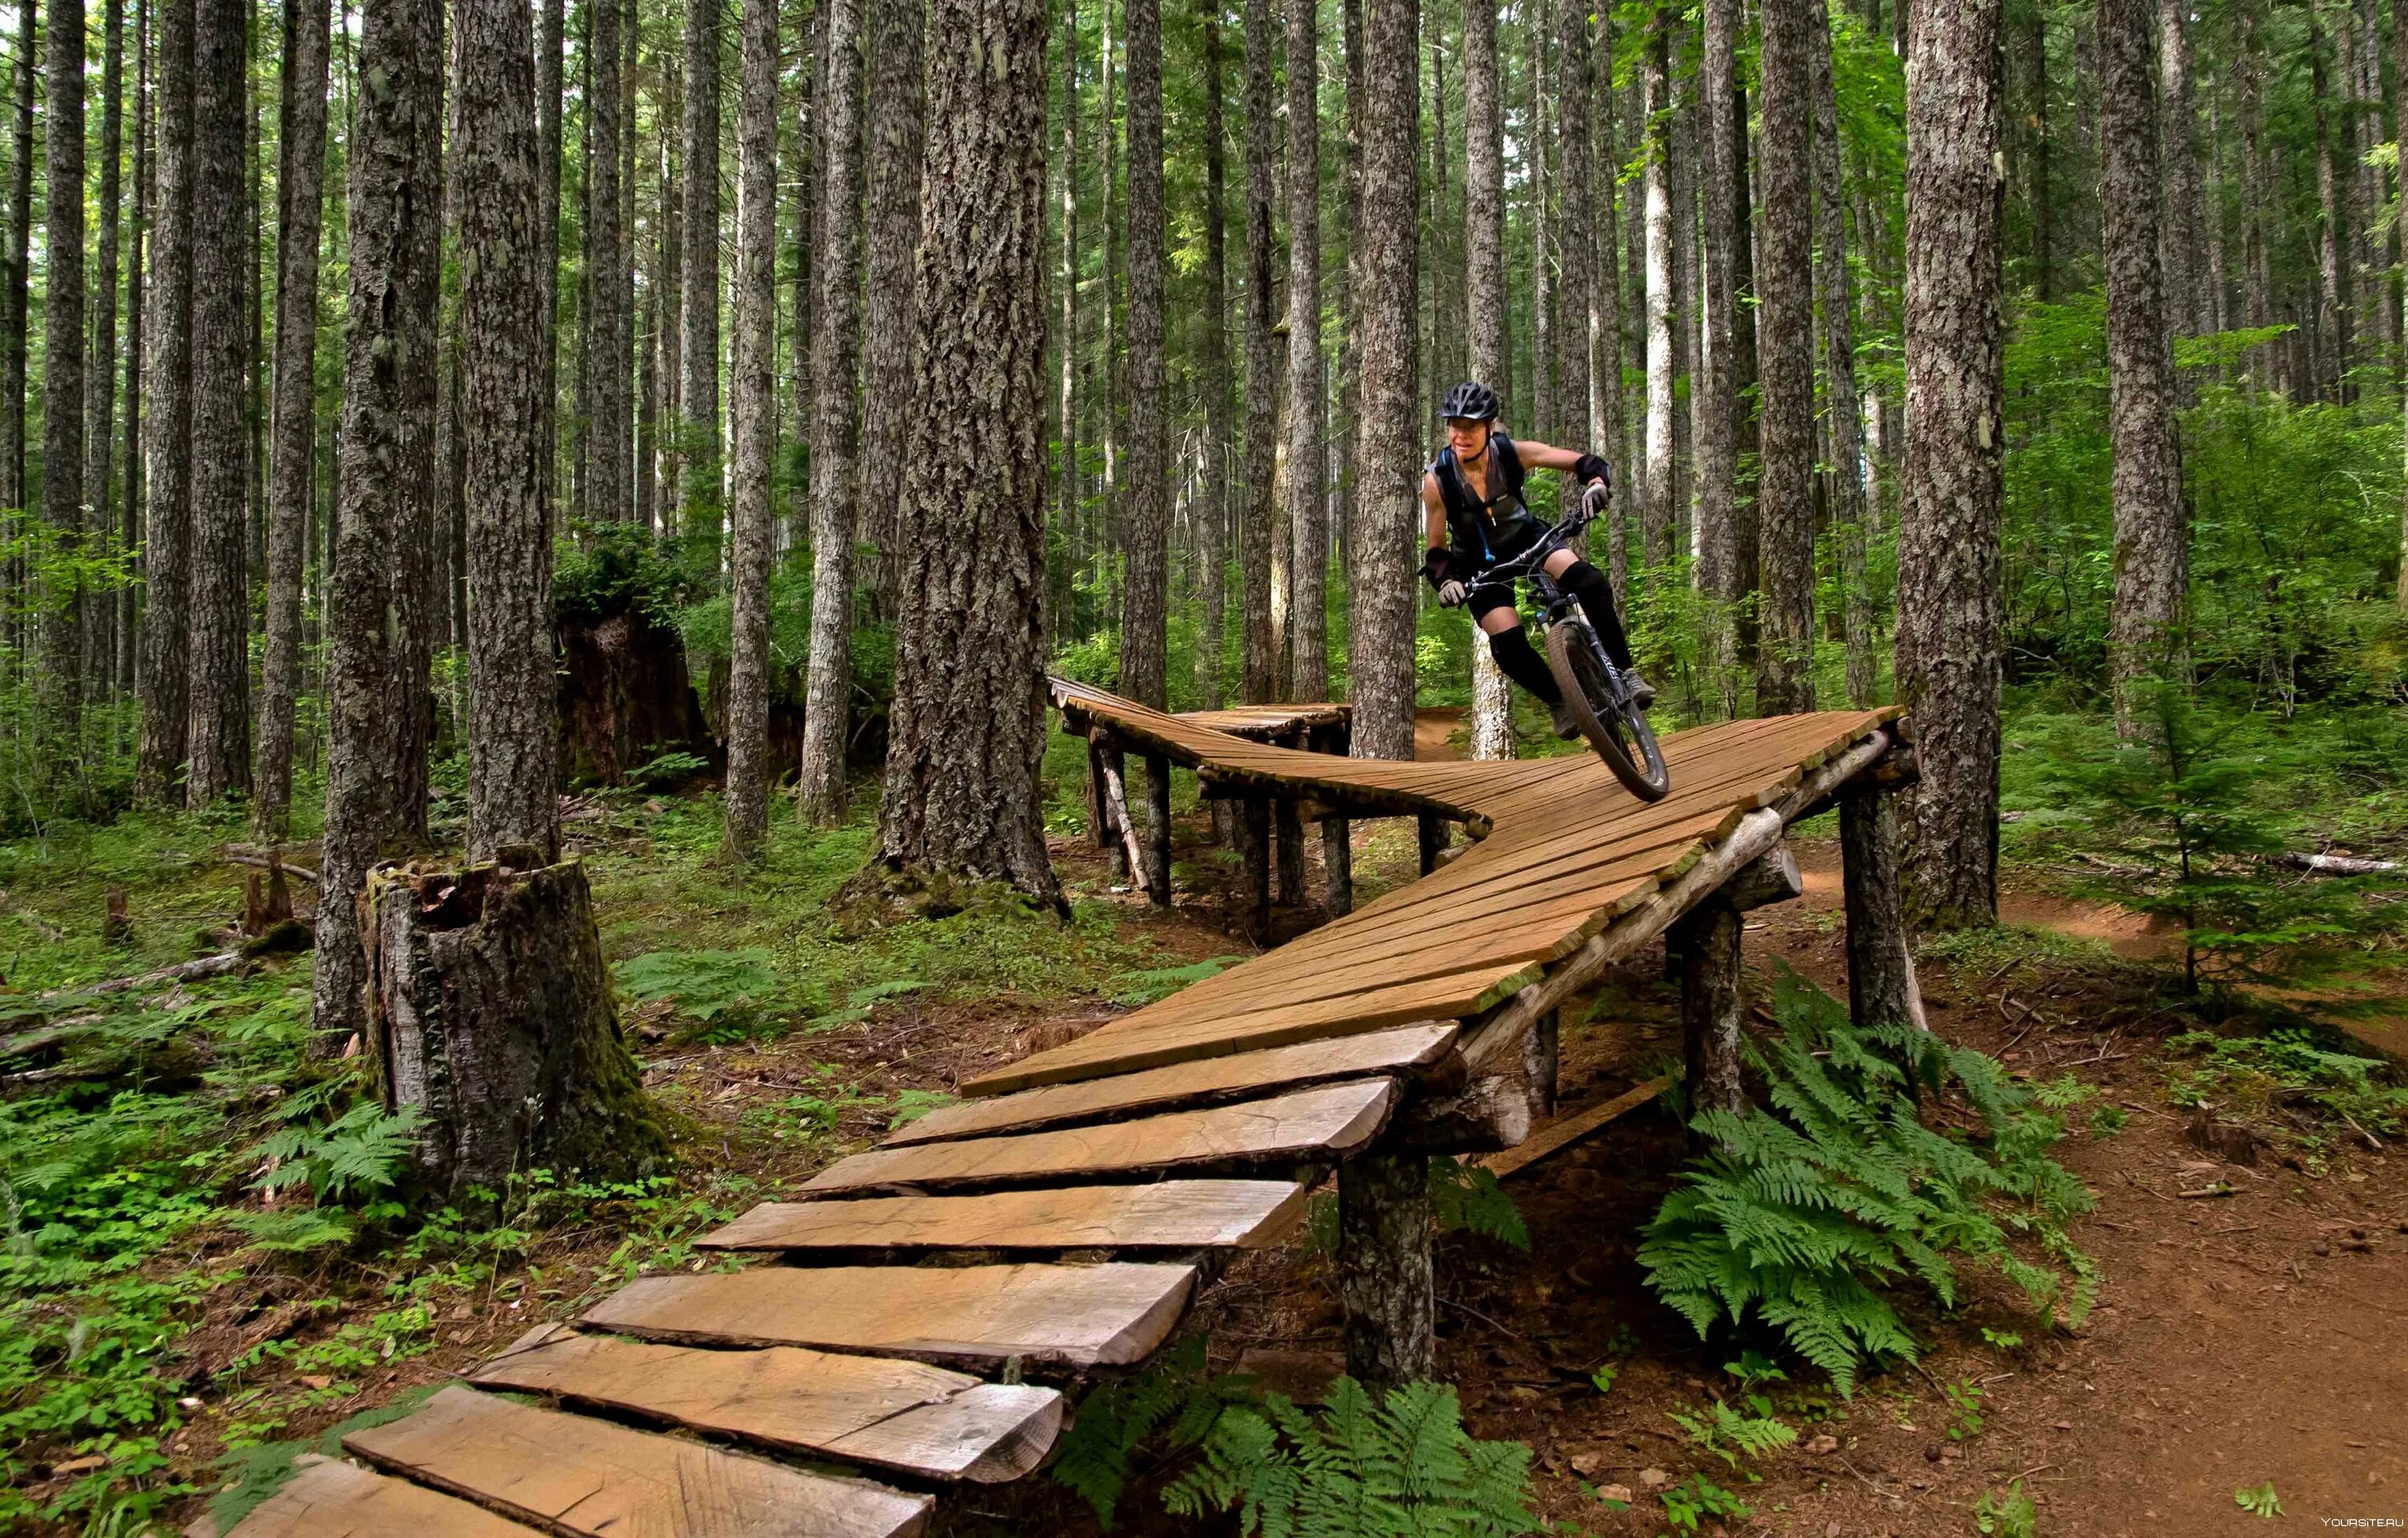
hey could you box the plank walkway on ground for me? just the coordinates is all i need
[230,681,1898,1538]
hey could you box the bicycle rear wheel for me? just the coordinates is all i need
[1545,617,1671,801]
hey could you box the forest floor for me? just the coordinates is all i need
[2,724,2404,1536]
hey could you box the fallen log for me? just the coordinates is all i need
[35,950,246,1004]
[2273,851,2400,877]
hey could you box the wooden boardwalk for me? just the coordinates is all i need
[226,682,1907,1538]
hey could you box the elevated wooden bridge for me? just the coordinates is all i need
[225,683,1917,1538]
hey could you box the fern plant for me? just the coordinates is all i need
[1049,1337,1259,1527]
[249,1101,424,1206]
[1638,968,2097,1394]
[1164,1377,1542,1538]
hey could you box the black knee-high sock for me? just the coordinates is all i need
[1560,559,1636,670]
[1486,625,1562,703]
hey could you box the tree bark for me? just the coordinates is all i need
[1196,16,1230,707]
[679,0,722,539]
[1755,0,1816,715]
[366,860,667,1204]
[1119,0,1168,709]
[1694,0,1740,710]
[315,0,442,1048]
[1640,8,1674,571]
[118,0,144,702]
[2154,0,2207,337]
[1286,0,1328,701]
[722,0,778,861]
[254,0,330,839]
[0,0,32,537]
[1464,0,1512,762]
[588,0,627,521]
[459,0,557,863]
[1350,0,1418,763]
[1809,0,1873,710]
[1053,0,1080,647]
[1841,776,1926,1033]
[872,0,1063,907]
[1591,6,1628,608]
[84,0,125,703]
[1553,0,1592,523]
[2311,10,2349,401]
[1239,0,1279,704]
[2101,0,2188,733]
[184,0,250,806]
[535,0,561,525]
[1897,0,2006,930]
[799,0,864,820]
[136,0,191,803]
[40,0,86,747]
[860,0,925,616]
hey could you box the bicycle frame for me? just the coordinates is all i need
[1470,487,1631,709]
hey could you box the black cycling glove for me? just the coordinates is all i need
[1422,547,1456,591]
[1573,454,1612,490]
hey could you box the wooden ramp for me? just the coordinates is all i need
[228,682,1903,1538]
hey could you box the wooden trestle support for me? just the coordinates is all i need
[222,682,1918,1538]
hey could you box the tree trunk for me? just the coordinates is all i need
[588,0,627,521]
[2015,1,2050,299]
[84,0,125,705]
[459,0,557,863]
[1694,0,1740,711]
[2101,0,2188,733]
[1196,17,1230,708]
[871,0,1062,907]
[1119,0,1168,708]
[1053,0,1080,648]
[1755,0,1816,715]
[2399,0,2408,603]
[119,0,146,702]
[2154,0,2207,337]
[799,0,864,820]
[721,0,779,861]
[1591,5,1629,610]
[315,0,442,1049]
[1239,0,1279,704]
[1337,1151,1434,1395]
[366,859,666,1205]
[1099,0,1119,543]
[1897,0,2005,930]
[1809,0,1874,709]
[136,0,191,804]
[185,0,250,806]
[680,0,722,539]
[1529,14,1550,441]
[1640,7,1674,571]
[1464,0,1512,762]
[40,0,87,748]
[0,0,31,539]
[253,0,330,838]
[2311,12,2349,401]
[860,0,925,616]
[1349,0,1418,763]
[1286,0,1328,700]
[535,0,561,524]
[1553,0,1591,522]
[1336,0,1364,580]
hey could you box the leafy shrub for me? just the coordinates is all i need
[1164,1377,1543,1537]
[249,1101,424,1206]
[1638,969,2097,1393]
[613,946,784,1033]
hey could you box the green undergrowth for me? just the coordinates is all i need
[1640,969,2099,1394]
[2162,1027,2407,1149]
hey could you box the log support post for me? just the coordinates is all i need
[1084,735,1112,863]
[1088,730,1146,889]
[1243,795,1272,938]
[1418,814,1448,875]
[1337,1150,1436,1395]
[1144,753,1173,907]
[1320,812,1354,917]
[1840,776,1929,1032]
[1667,842,1804,1140]
[1275,795,1307,908]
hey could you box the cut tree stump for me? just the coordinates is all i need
[364,857,669,1203]
[1840,779,1929,1033]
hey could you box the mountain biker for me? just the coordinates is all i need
[1420,380,1654,739]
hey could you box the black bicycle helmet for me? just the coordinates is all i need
[1439,380,1501,421]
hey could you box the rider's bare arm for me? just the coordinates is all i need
[1511,440,1582,473]
[1422,471,1449,551]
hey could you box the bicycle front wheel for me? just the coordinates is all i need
[1545,617,1671,801]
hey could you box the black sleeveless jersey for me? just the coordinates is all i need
[1428,433,1539,564]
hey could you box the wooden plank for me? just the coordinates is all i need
[226,1457,538,1538]
[344,1385,931,1538]
[1479,1076,1673,1179]
[466,1324,1062,1483]
[802,1080,1397,1194]
[582,1261,1199,1369]
[960,964,1535,1095]
[889,1023,1457,1144]
[697,1179,1310,1251]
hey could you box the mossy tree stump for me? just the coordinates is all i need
[365,856,669,1204]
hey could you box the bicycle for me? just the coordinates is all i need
[1473,482,1670,801]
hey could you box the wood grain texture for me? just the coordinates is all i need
[699,1179,1309,1251]
[467,1324,1062,1483]
[802,1080,1397,1193]
[343,1385,933,1536]
[224,1456,539,1537]
[892,1024,1456,1143]
[1479,1076,1673,1179]
[580,1260,1200,1367]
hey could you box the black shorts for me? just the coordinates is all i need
[1458,518,1545,623]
